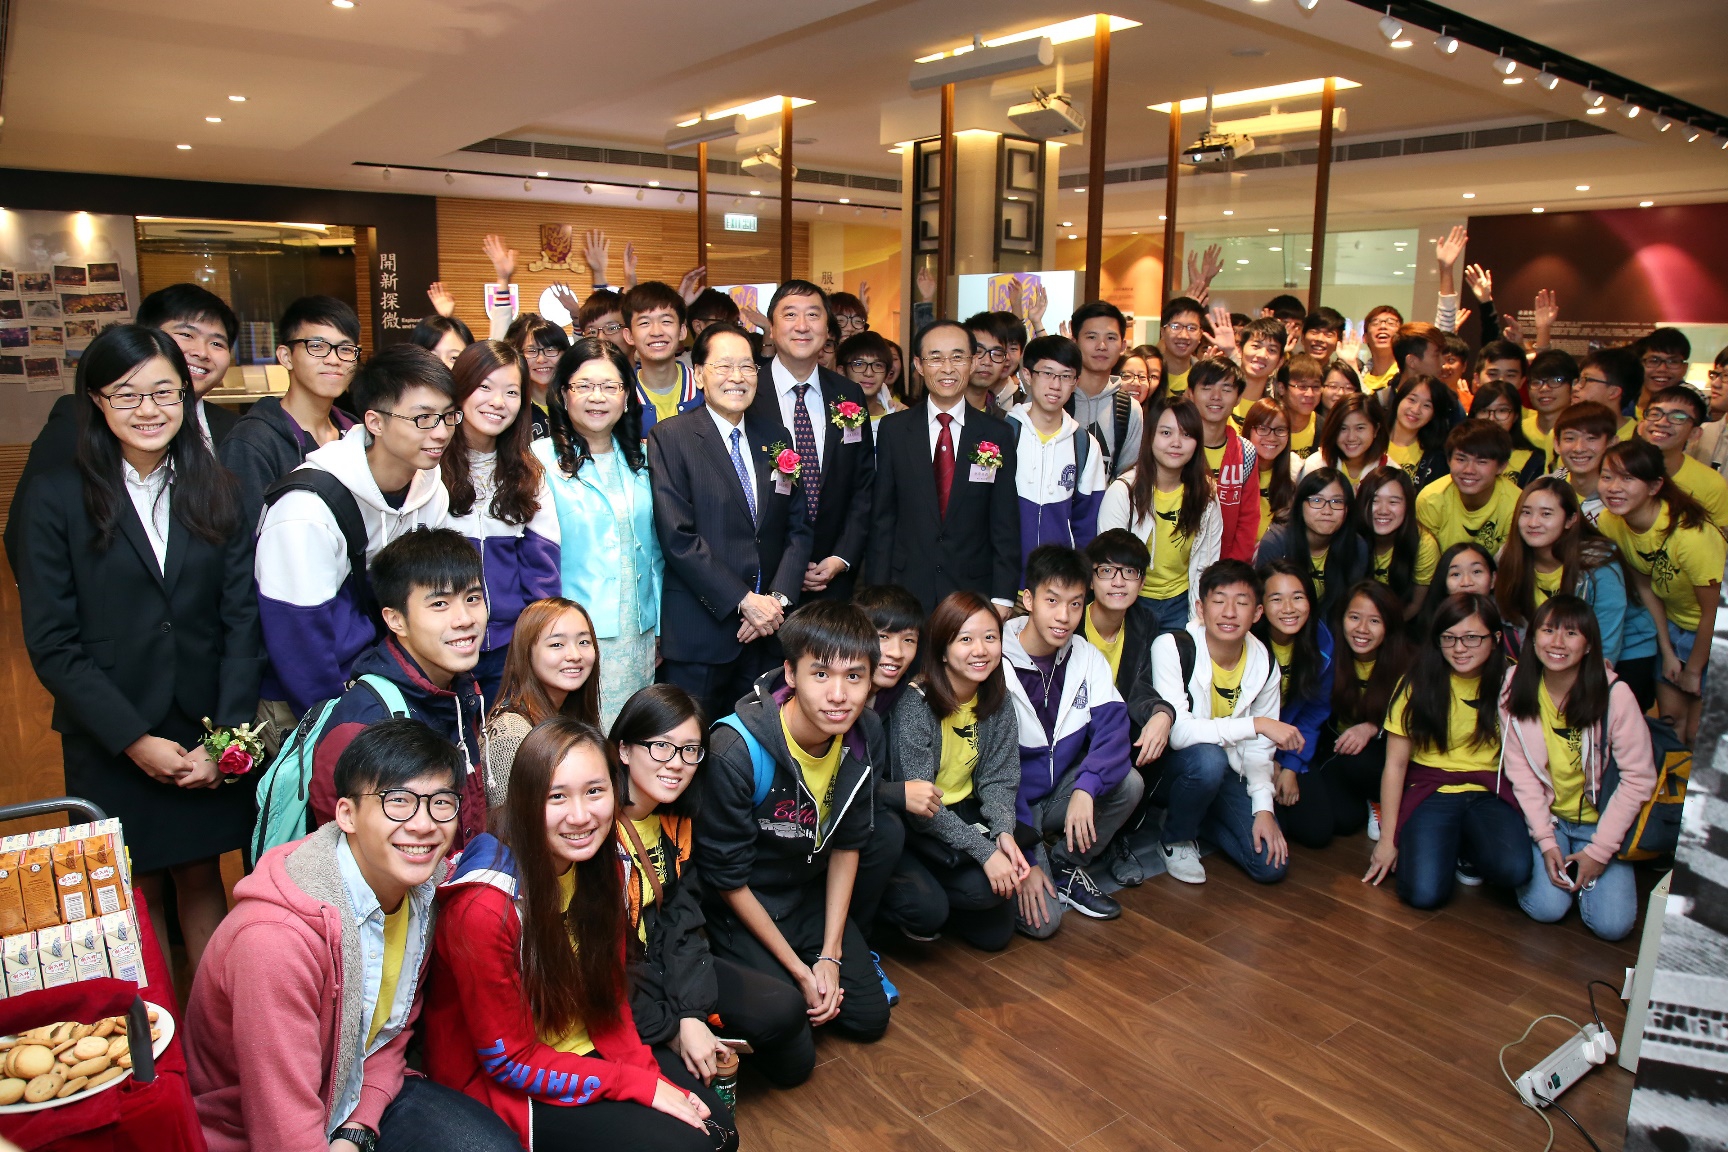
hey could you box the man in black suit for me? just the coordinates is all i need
[651,323,814,723]
[4,283,242,571]
[749,280,874,603]
[866,319,1021,615]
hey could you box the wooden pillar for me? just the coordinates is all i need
[1083,14,1111,303]
[696,140,709,273]
[1307,77,1337,309]
[937,82,956,321]
[1159,105,1181,305]
[780,97,794,284]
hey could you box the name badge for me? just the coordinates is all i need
[969,464,997,483]
[774,474,794,495]
[843,425,863,444]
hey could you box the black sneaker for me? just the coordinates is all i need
[1455,858,1484,887]
[1109,836,1146,887]
[1057,865,1122,920]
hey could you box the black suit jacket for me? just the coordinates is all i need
[747,362,875,600]
[18,464,264,756]
[649,405,814,664]
[865,402,1021,614]
[5,394,239,572]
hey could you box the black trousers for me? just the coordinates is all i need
[711,956,810,1088]
[529,1046,736,1151]
[1276,732,1385,849]
[659,640,777,727]
[850,799,905,936]
[893,840,1016,951]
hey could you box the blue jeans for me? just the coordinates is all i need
[1396,790,1533,909]
[1516,818,1639,941]
[1663,619,1711,694]
[375,1074,521,1152]
[1141,592,1192,634]
[1153,743,1287,883]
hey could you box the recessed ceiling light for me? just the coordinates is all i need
[1159,215,1168,221]
[1075,187,1087,193]
[1640,200,1655,207]
[1235,258,1250,265]
[1393,270,1403,275]
[1532,206,1545,213]
[1268,246,1281,251]
[1268,227,1280,232]
[1131,231,1140,235]
[1575,184,1590,191]
[838,197,849,204]
[1149,77,1361,115]
[1503,76,1524,85]
[535,170,549,177]
[1068,233,1079,240]
[176,143,192,150]
[1223,209,1234,216]
[228,95,246,102]
[1061,221,1073,227]
[749,189,761,195]
[648,180,660,187]
[1586,106,1606,115]
[205,116,222,123]
[1406,263,1416,268]
[331,0,354,7]
[1462,192,1476,198]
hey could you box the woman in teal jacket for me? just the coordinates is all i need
[534,337,664,727]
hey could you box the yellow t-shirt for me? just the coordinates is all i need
[366,900,411,1049]
[1142,486,1191,600]
[1617,417,1636,442]
[1384,674,1497,788]
[1289,417,1318,459]
[781,707,843,838]
[1386,438,1422,483]
[1035,423,1064,445]
[1505,448,1534,483]
[1204,443,1226,475]
[1523,411,1556,470]
[1354,657,1376,685]
[1258,472,1274,541]
[1271,640,1294,701]
[623,813,669,944]
[1166,366,1190,396]
[1539,680,1599,824]
[1672,455,1728,531]
[935,696,980,806]
[1084,604,1126,682]
[1596,505,1728,631]
[544,869,596,1055]
[1211,655,1245,717]
[1534,564,1564,605]
[1362,365,1398,393]
[1415,474,1523,558]
[1311,545,1329,605]
[1231,395,1256,426]
[1372,529,1440,587]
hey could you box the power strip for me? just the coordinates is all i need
[1515,1022,1618,1108]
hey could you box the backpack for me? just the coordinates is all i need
[714,714,776,807]
[1169,629,1199,710]
[251,674,409,863]
[1600,715,1691,862]
[261,469,377,620]
[1064,389,1133,478]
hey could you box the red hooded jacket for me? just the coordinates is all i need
[1213,426,1261,561]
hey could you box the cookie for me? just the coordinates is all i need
[105,1036,127,1060]
[88,1066,126,1089]
[0,1078,24,1105]
[10,1045,54,1080]
[68,1055,109,1079]
[71,1036,108,1062]
[55,1075,88,1099]
[24,1073,62,1103]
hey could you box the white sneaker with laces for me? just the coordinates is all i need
[1161,840,1206,885]
[1366,801,1382,842]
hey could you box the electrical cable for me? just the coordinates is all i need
[1499,1013,1589,1152]
[1542,1097,1604,1152]
[1585,980,1620,1033]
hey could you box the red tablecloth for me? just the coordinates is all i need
[0,887,204,1152]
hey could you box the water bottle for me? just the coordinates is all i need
[712,1046,739,1110]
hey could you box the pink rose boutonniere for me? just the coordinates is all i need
[831,400,867,430]
[201,717,267,782]
[970,442,1004,470]
[766,441,802,482]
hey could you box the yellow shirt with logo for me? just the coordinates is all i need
[623,812,669,944]
[1371,529,1440,587]
[1142,486,1191,600]
[1386,438,1422,484]
[781,707,844,838]
[1539,680,1599,824]
[1362,366,1398,393]
[1596,505,1728,631]
[1084,604,1126,682]
[1289,417,1318,459]
[1415,474,1523,558]
[1534,564,1564,605]
[1271,640,1294,701]
[1384,674,1498,788]
[544,869,596,1055]
[366,901,411,1049]
[1166,366,1190,396]
[1203,443,1226,475]
[1523,410,1557,470]
[1258,471,1274,541]
[1671,455,1728,531]
[1211,655,1246,718]
[935,696,980,806]
[1310,545,1329,605]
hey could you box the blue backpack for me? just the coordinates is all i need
[251,675,409,864]
[714,714,776,807]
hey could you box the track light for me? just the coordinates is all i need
[817,204,825,215]
[1718,135,1728,151]
[1684,123,1703,144]
[444,171,454,184]
[677,191,687,203]
[1617,101,1641,119]
[1535,69,1559,91]
[1652,114,1673,132]
[583,183,593,194]
[1294,0,1318,10]
[523,179,532,191]
[381,167,391,181]
[1491,53,1517,77]
[1582,86,1605,109]
[1433,28,1459,55]
[1377,8,1403,41]
[635,188,645,200]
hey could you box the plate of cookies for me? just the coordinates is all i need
[0,1003,171,1112]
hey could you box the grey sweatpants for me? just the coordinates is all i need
[1016,765,1144,939]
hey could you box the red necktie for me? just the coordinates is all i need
[934,411,955,520]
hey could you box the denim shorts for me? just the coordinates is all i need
[1663,619,1712,694]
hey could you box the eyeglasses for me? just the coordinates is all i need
[1642,355,1688,370]
[846,358,886,374]
[1304,495,1348,510]
[921,353,973,368]
[1253,426,1291,439]
[584,322,625,338]
[1644,407,1697,427]
[1031,367,1077,386]
[639,740,706,765]
[975,347,1007,363]
[1284,381,1321,393]
[285,337,362,362]
[98,387,185,409]
[1529,376,1572,391]
[1709,369,1728,384]
[567,379,625,396]
[704,361,759,379]
[367,788,462,823]
[524,345,561,362]
[836,315,868,333]
[1092,563,1144,582]
[379,409,463,430]
[1118,372,1151,386]
[1439,632,1492,650]
[1164,322,1200,336]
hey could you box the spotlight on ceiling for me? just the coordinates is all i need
[1294,0,1319,10]
[1684,123,1704,144]
[1582,86,1605,109]
[1377,8,1403,41]
[635,188,645,200]
[523,179,532,191]
[1433,28,1459,55]
[1652,114,1674,132]
[1617,101,1641,119]
[677,191,686,203]
[382,167,391,180]
[1491,53,1517,77]
[1535,69,1559,91]
[444,172,454,185]
[583,183,593,194]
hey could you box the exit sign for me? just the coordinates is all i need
[723,213,758,233]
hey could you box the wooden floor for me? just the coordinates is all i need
[0,557,1640,1150]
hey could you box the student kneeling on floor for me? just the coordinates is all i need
[692,600,891,1085]
[1004,545,1143,937]
[1144,559,1294,886]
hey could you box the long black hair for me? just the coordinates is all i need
[1397,592,1506,754]
[609,683,705,819]
[546,336,646,477]
[1505,595,1611,730]
[1254,558,1326,704]
[1387,373,1453,459]
[1355,465,1421,600]
[75,324,237,550]
[1272,467,1358,616]
[442,340,543,525]
[1129,396,1213,537]
[1332,580,1412,725]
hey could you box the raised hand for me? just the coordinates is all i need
[1434,224,1467,270]
[1206,305,1236,356]
[582,228,612,284]
[1534,288,1560,331]
[481,234,517,284]
[426,281,456,318]
[677,266,707,304]
[623,241,639,289]
[858,280,872,315]
[1463,263,1492,303]
[549,282,581,319]
[915,265,937,303]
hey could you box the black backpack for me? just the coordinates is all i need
[1168,628,1199,710]
[260,469,377,622]
[1065,389,1134,479]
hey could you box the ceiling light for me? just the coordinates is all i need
[1269,246,1282,251]
[1159,214,1168,221]
[1434,29,1459,54]
[702,96,814,120]
[665,114,746,151]
[1390,39,1412,49]
[1617,101,1640,119]
[331,0,354,7]
[854,206,862,215]
[1652,114,1674,132]
[1235,258,1250,265]
[523,179,532,191]
[648,180,660,187]
[1131,231,1140,235]
[205,116,222,123]
[636,189,645,200]
[1536,69,1559,91]
[1575,184,1590,191]
[228,95,246,102]
[839,197,850,204]
[914,15,1142,63]
[1462,192,1475,198]
[1685,124,1704,143]
[1151,77,1361,116]
[749,189,761,196]
[1406,263,1416,268]
[1268,227,1280,233]
[1640,200,1654,207]
[535,170,549,177]
[444,171,454,184]
[732,197,741,207]
[1718,135,1728,150]
[1582,87,1605,109]
[677,192,686,203]
[1061,220,1073,227]
[1068,233,1078,240]
[1504,77,1524,85]
[1295,0,1319,10]
[382,167,391,180]
[176,143,191,150]
[1377,9,1403,41]
[1223,209,1234,215]
[1586,106,1606,115]
[583,183,593,194]
[1393,270,1403,275]
[817,204,825,215]
[1532,206,1545,213]
[1492,53,1517,77]
[1075,187,1086,193]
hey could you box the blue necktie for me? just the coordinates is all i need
[729,427,757,525]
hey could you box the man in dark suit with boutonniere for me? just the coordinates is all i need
[650,322,814,724]
[866,319,1021,616]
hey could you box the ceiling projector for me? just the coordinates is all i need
[1184,130,1255,164]
[741,149,795,181]
[1008,89,1084,139]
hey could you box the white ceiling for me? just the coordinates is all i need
[2,0,1725,235]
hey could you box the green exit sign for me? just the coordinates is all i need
[723,213,758,233]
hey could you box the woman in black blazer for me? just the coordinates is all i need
[19,324,261,975]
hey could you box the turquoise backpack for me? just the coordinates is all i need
[714,714,776,807]
[251,675,410,864]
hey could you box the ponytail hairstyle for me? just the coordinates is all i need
[1129,396,1214,537]
[499,716,629,1039]
[1354,466,1420,599]
[1505,594,1611,729]
[1600,438,1709,534]
[546,336,646,478]
[442,340,543,524]
[74,323,238,550]
[1253,558,1326,704]
[1495,476,1588,630]
[1397,592,1506,753]
[1242,398,1296,524]
[1332,580,1411,725]
[1317,392,1389,472]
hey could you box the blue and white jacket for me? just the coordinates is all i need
[1273,623,1333,775]
[1152,621,1281,813]
[444,450,561,654]
[636,360,704,437]
[532,439,663,639]
[1005,406,1107,573]
[255,426,449,714]
[1002,616,1134,829]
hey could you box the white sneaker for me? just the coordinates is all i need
[1366,802,1382,842]
[1161,840,1206,885]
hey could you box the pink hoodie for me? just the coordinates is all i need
[1498,674,1657,865]
[185,823,437,1152]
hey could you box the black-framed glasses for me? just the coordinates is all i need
[1642,354,1687,369]
[846,358,886,374]
[640,740,706,765]
[380,409,463,430]
[285,337,362,362]
[1093,563,1144,582]
[836,315,868,333]
[1529,376,1573,391]
[524,345,561,362]
[1165,322,1200,336]
[1031,367,1077,386]
[368,789,462,823]
[1709,369,1728,384]
[976,347,1007,363]
[584,322,624,337]
[1304,495,1348,510]
[1645,407,1697,427]
[1439,632,1491,650]
[98,387,185,410]
[1118,371,1152,386]
[1252,425,1291,439]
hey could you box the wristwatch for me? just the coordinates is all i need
[332,1126,378,1152]
[771,591,792,610]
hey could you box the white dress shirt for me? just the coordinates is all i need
[194,399,213,450]
[926,396,968,459]
[123,459,172,573]
[707,403,758,510]
[772,357,826,471]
